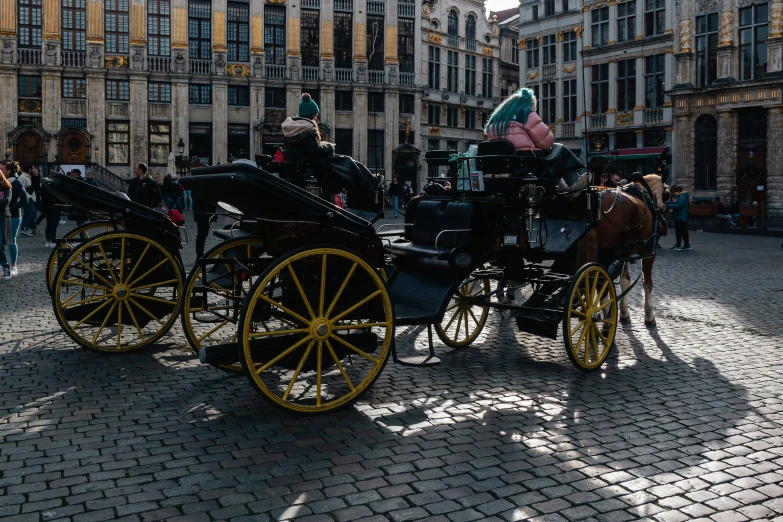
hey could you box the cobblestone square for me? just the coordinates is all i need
[1,219,782,522]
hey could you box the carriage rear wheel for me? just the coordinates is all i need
[563,263,617,371]
[238,246,394,414]
[435,275,491,348]
[52,232,183,353]
[181,237,268,373]
[46,220,124,294]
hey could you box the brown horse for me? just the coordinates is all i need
[576,174,668,326]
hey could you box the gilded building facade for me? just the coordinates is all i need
[671,0,783,217]
[517,0,675,178]
[0,0,499,190]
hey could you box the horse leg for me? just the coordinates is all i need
[619,262,631,323]
[642,256,656,326]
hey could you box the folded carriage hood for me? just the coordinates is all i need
[181,166,376,237]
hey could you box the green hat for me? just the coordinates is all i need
[298,93,320,118]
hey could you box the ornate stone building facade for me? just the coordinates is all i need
[671,0,783,217]
[517,0,675,178]
[0,0,499,190]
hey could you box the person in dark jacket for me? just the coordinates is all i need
[85,172,99,187]
[39,179,61,248]
[0,160,29,278]
[127,163,163,208]
[0,172,12,279]
[387,176,402,217]
[281,94,335,161]
[667,185,691,251]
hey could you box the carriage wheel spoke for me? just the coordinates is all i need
[197,320,230,343]
[130,293,177,306]
[464,309,470,338]
[92,302,117,344]
[128,259,168,288]
[63,294,110,309]
[132,279,179,292]
[454,310,463,339]
[326,340,355,392]
[330,290,381,322]
[62,280,109,292]
[96,243,119,285]
[124,302,146,342]
[443,306,460,332]
[446,302,460,312]
[248,328,309,338]
[329,334,379,364]
[591,272,601,304]
[467,307,480,327]
[574,324,589,355]
[594,299,613,314]
[74,257,114,288]
[569,318,586,338]
[255,335,312,374]
[590,329,599,362]
[316,341,323,407]
[119,238,125,282]
[73,298,113,328]
[319,254,327,316]
[257,294,309,327]
[595,280,610,305]
[124,244,150,284]
[331,322,388,330]
[594,324,608,346]
[325,262,357,317]
[287,264,315,320]
[282,340,315,401]
[128,298,165,326]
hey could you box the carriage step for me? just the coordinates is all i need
[515,310,561,340]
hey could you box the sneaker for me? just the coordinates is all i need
[32,227,41,235]
[681,246,692,251]
[3,266,9,279]
[20,229,33,237]
[671,246,682,251]
[9,267,17,276]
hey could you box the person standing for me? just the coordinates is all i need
[85,172,99,186]
[127,163,163,208]
[182,172,193,210]
[0,161,29,278]
[39,177,61,248]
[0,172,12,279]
[19,165,39,236]
[387,176,402,217]
[667,185,691,251]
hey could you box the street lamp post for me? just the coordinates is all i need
[175,138,189,175]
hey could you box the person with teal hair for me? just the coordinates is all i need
[281,93,335,160]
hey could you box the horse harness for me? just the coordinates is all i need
[599,180,666,254]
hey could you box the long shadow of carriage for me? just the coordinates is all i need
[43,141,660,415]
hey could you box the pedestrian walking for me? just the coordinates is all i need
[127,163,163,209]
[667,185,691,251]
[39,178,61,248]
[182,172,193,210]
[0,160,30,278]
[387,176,402,217]
[19,165,39,236]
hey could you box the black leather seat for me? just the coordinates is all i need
[388,200,473,258]
[213,226,253,241]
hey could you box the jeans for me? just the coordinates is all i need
[0,216,21,266]
[21,200,37,231]
[45,208,61,242]
[163,195,173,209]
[391,195,399,217]
[183,190,193,209]
[674,220,690,248]
[717,214,736,227]
[175,195,184,212]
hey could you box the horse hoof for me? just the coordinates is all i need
[645,320,657,327]
[620,316,632,324]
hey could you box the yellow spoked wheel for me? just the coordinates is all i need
[435,275,491,348]
[563,263,617,372]
[238,246,394,414]
[46,220,125,294]
[182,237,268,373]
[52,232,184,353]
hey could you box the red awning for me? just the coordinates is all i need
[617,147,667,156]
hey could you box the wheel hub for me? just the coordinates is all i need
[113,285,131,302]
[591,312,602,323]
[311,319,332,340]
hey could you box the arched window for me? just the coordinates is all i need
[466,14,476,40]
[694,114,717,189]
[448,10,458,36]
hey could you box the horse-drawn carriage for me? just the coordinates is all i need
[43,141,666,415]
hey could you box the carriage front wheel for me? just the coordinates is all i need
[435,274,491,349]
[562,263,618,372]
[238,245,394,414]
[51,232,184,353]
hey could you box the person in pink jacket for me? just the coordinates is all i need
[486,87,586,192]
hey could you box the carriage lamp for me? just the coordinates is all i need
[747,143,755,160]
[177,138,185,156]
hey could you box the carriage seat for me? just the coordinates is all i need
[212,226,253,241]
[387,200,473,258]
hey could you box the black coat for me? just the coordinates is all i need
[127,176,163,208]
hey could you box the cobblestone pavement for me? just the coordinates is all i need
[1,213,783,522]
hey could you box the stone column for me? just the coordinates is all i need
[673,113,693,188]
[213,0,227,75]
[130,0,147,71]
[129,76,149,172]
[716,110,737,195]
[353,87,368,163]
[767,2,783,76]
[321,87,336,139]
[582,6,591,51]
[385,0,399,85]
[715,1,736,82]
[171,78,190,158]
[42,72,61,157]
[42,0,61,66]
[0,0,15,36]
[674,0,694,87]
[385,88,400,176]
[212,79,228,163]
[608,1,617,45]
[0,0,16,151]
[607,59,617,129]
[320,0,334,81]
[86,70,107,165]
[171,0,189,72]
[85,0,105,69]
[287,3,302,80]
[766,106,783,217]
[354,8,367,83]
[250,81,264,157]
[250,1,264,77]
[0,75,16,151]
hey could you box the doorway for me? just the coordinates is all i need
[227,124,250,160]
[189,123,213,165]
[736,108,767,204]
[17,132,43,164]
[394,156,418,194]
[61,131,87,163]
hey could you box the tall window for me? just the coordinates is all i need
[335,12,353,68]
[367,15,385,70]
[265,87,286,108]
[541,82,556,123]
[369,92,385,113]
[399,93,414,113]
[335,129,353,157]
[427,104,441,125]
[591,63,609,114]
[696,13,719,86]
[511,38,519,65]
[481,57,493,98]
[368,130,384,170]
[645,54,665,107]
[428,46,441,89]
[337,91,353,111]
[189,84,211,104]
[591,7,609,47]
[562,0,570,13]
[399,19,415,73]
[228,85,250,106]
[562,31,577,62]
[149,123,171,166]
[447,107,458,126]
[228,2,250,62]
[465,55,476,95]
[148,82,171,102]
[264,5,286,65]
[148,0,171,56]
[645,0,665,36]
[105,0,129,54]
[18,0,42,49]
[617,0,636,42]
[616,59,636,112]
[739,4,768,80]
[542,34,556,65]
[107,122,130,165]
[19,76,42,98]
[446,140,458,151]
[563,79,577,122]
[300,9,319,66]
[62,0,86,52]
[526,38,539,68]
[544,0,555,17]
[448,10,458,36]
[63,78,86,98]
[188,0,210,60]
[465,15,476,40]
[694,115,717,189]
[447,50,459,92]
[465,109,476,129]
[106,79,130,101]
